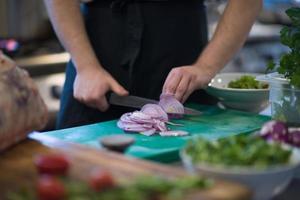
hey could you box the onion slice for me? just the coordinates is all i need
[141,129,156,136]
[159,130,189,137]
[166,121,184,126]
[158,93,184,118]
[117,120,152,132]
[141,104,168,122]
[153,119,168,132]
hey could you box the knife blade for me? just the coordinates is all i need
[108,93,201,116]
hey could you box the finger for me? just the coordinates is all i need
[85,92,109,112]
[80,97,99,109]
[163,70,182,95]
[182,82,195,103]
[73,91,85,104]
[109,78,129,96]
[80,89,108,111]
[84,101,99,110]
[175,76,191,102]
[93,96,109,112]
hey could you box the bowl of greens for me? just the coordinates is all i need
[206,73,269,112]
[181,134,300,200]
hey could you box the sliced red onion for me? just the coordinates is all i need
[120,113,134,123]
[153,119,168,132]
[158,93,184,118]
[117,120,152,132]
[141,104,168,122]
[166,121,184,126]
[130,111,152,120]
[260,120,289,142]
[288,130,300,147]
[258,121,300,147]
[129,111,154,124]
[159,130,189,137]
[117,121,138,129]
[140,129,156,136]
[117,93,189,136]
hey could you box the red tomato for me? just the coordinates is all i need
[37,175,65,200]
[34,153,70,175]
[88,169,115,191]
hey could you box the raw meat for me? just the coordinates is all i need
[0,52,48,151]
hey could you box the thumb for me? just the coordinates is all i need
[109,79,128,96]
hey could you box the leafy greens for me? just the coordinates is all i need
[267,7,300,88]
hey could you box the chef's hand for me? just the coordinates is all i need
[73,67,128,111]
[162,65,213,103]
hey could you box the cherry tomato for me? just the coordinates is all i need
[34,153,70,175]
[88,169,115,191]
[37,175,65,200]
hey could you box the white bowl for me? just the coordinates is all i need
[181,149,300,200]
[206,73,269,113]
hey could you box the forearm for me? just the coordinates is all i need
[44,0,101,73]
[195,0,262,76]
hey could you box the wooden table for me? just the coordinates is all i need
[0,136,251,200]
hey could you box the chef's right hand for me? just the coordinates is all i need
[73,67,128,111]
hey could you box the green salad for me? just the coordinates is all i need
[185,134,291,168]
[228,75,268,89]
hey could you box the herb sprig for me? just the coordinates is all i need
[267,7,300,88]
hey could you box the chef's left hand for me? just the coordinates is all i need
[162,65,214,103]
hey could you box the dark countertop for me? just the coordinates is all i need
[273,179,300,200]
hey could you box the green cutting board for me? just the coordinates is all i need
[36,104,270,163]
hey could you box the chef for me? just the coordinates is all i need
[44,0,262,129]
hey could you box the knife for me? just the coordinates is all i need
[108,93,201,116]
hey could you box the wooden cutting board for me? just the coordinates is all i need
[0,137,252,200]
[36,104,270,163]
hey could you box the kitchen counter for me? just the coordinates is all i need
[1,132,300,200]
[0,136,251,200]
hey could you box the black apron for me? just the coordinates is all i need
[56,0,217,129]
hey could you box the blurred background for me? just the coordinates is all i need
[0,0,299,130]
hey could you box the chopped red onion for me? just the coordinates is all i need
[158,93,184,118]
[166,121,184,126]
[117,93,188,137]
[141,104,168,122]
[153,119,168,132]
[159,130,189,137]
[129,111,153,123]
[260,120,289,142]
[288,130,300,147]
[140,129,156,136]
[120,113,134,123]
[259,121,300,147]
[117,120,152,132]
